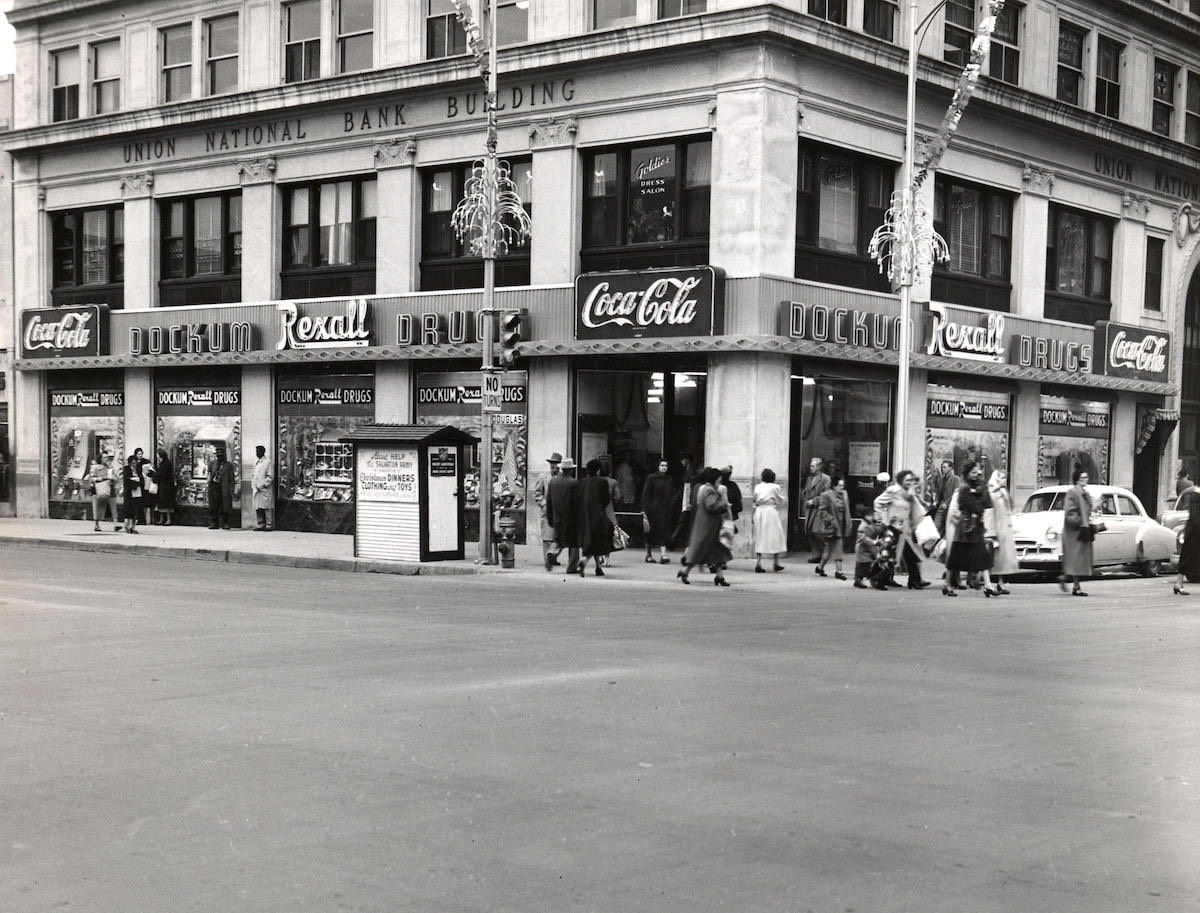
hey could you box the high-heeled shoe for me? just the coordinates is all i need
[676,570,690,585]
[714,576,730,587]
[578,566,586,578]
[814,566,827,577]
[1058,575,1068,593]
[773,564,784,572]
[1072,586,1088,597]
[1173,585,1190,595]
[754,565,765,573]
[983,586,1000,598]
[834,572,847,580]
[996,585,1011,595]
[941,586,957,597]
[645,554,655,563]
[595,566,605,577]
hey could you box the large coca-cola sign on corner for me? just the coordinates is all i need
[21,305,107,359]
[574,267,725,340]
[1092,321,1170,383]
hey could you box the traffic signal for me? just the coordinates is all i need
[497,310,523,368]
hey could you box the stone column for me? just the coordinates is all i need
[705,352,791,556]
[237,156,278,303]
[1113,193,1151,324]
[524,359,572,545]
[124,368,153,458]
[374,361,413,423]
[1012,163,1054,318]
[1012,380,1041,505]
[528,117,579,285]
[373,138,419,294]
[710,82,799,277]
[119,173,155,310]
[13,368,45,517]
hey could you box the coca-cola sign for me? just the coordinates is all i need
[574,267,725,340]
[21,305,107,359]
[1092,321,1170,382]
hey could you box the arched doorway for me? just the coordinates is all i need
[1174,265,1200,493]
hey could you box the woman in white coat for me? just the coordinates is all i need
[986,469,1018,594]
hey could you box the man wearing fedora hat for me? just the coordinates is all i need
[533,451,564,571]
[545,456,581,574]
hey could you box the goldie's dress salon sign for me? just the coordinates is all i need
[1093,322,1170,383]
[21,306,107,358]
[575,267,725,340]
[356,448,418,503]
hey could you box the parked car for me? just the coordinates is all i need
[1011,484,1176,577]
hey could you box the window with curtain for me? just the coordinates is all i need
[1047,205,1112,307]
[52,48,80,121]
[943,0,974,67]
[51,206,124,296]
[988,2,1020,85]
[91,40,121,114]
[1095,36,1123,119]
[285,0,321,82]
[1153,59,1178,137]
[1057,21,1086,106]
[863,0,897,41]
[1187,71,1200,147]
[284,177,377,270]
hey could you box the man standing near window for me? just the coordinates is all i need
[252,445,274,532]
[207,447,235,530]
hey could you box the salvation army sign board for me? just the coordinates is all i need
[574,267,725,340]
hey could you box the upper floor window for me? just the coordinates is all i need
[205,15,239,95]
[1153,60,1178,137]
[933,179,1012,282]
[427,0,467,59]
[284,177,377,270]
[52,207,124,289]
[1056,21,1086,106]
[1145,237,1165,312]
[1047,205,1112,302]
[497,0,531,44]
[285,0,321,82]
[337,0,373,72]
[809,0,847,26]
[421,160,532,290]
[943,0,974,68]
[1188,72,1200,146]
[796,145,891,256]
[161,24,193,102]
[162,194,242,280]
[595,0,637,30]
[988,2,1019,85]
[90,41,120,114]
[585,138,711,248]
[659,0,706,17]
[1095,36,1122,119]
[863,0,897,42]
[51,48,80,122]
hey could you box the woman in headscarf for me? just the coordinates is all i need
[640,459,676,565]
[1059,467,1094,596]
[986,469,1018,594]
[944,461,997,597]
[678,467,733,586]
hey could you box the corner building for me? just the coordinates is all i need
[4,0,1199,550]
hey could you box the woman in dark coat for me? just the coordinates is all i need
[577,459,614,577]
[640,458,676,565]
[151,447,176,525]
[944,461,997,597]
[121,453,146,534]
[678,467,733,587]
[1172,483,1200,595]
[814,474,853,580]
[1059,467,1094,596]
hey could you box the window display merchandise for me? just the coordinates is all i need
[48,387,125,519]
[154,381,242,524]
[1036,394,1110,486]
[924,386,1011,485]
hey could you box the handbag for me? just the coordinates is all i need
[93,479,112,498]
[719,518,736,550]
[144,478,159,495]
[612,525,629,551]
[914,514,939,548]
[641,513,650,533]
[1091,521,1107,533]
[1078,525,1096,543]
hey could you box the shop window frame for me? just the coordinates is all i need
[50,205,125,309]
[580,136,711,273]
[420,158,532,291]
[931,176,1013,312]
[795,142,894,292]
[159,192,242,307]
[281,175,377,299]
[1045,204,1113,325]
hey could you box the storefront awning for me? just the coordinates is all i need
[1135,408,1180,455]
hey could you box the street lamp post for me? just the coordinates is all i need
[869,0,1004,473]
[451,0,531,564]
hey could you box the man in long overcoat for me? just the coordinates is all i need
[545,457,581,574]
[207,447,236,529]
[252,444,274,531]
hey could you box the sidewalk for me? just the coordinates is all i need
[0,516,816,583]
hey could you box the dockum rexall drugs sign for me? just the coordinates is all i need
[574,267,725,340]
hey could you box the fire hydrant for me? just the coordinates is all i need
[495,514,517,569]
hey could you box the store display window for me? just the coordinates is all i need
[48,385,125,517]
[924,385,1011,485]
[1037,394,1110,486]
[155,379,242,524]
[415,369,527,542]
[276,371,375,533]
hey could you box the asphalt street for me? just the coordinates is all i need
[1,543,1198,913]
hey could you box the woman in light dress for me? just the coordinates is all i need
[986,470,1018,594]
[752,468,788,573]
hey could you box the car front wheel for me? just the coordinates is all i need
[1136,558,1162,578]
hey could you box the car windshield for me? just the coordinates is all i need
[1023,491,1064,512]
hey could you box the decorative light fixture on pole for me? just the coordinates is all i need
[868,0,1005,472]
[450,0,532,564]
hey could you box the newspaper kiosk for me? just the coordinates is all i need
[340,424,477,562]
